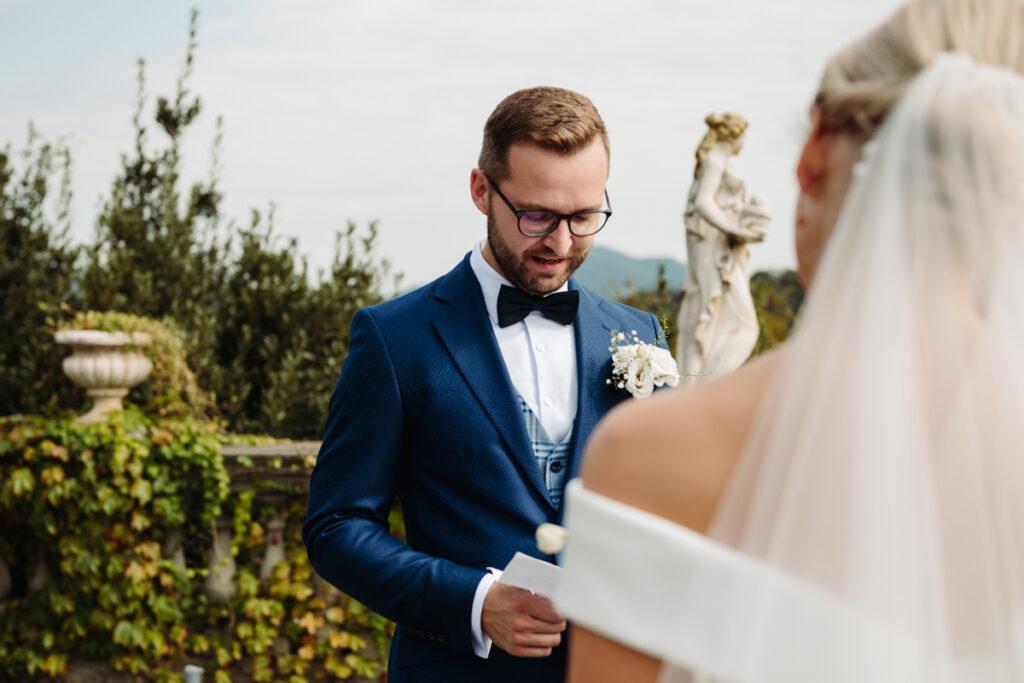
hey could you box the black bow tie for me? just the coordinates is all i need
[497,285,579,328]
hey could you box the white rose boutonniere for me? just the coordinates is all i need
[607,330,680,399]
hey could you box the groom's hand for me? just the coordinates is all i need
[481,582,566,657]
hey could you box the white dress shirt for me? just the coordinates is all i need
[466,240,579,657]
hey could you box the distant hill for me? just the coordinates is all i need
[573,245,685,296]
[398,246,686,296]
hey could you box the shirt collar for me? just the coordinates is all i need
[469,239,569,326]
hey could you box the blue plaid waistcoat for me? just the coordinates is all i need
[516,395,573,509]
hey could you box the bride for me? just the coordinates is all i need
[556,0,1024,681]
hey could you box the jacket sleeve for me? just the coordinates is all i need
[302,307,485,654]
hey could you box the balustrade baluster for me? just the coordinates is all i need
[204,517,236,602]
[260,513,287,583]
[163,529,187,573]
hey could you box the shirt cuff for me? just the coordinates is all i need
[471,568,503,658]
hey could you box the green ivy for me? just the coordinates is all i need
[0,411,391,681]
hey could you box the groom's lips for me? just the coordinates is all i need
[531,254,566,271]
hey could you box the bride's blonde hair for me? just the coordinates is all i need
[817,0,1024,136]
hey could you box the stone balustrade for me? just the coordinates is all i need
[205,441,320,599]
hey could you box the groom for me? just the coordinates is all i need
[303,86,663,682]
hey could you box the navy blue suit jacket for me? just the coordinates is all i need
[303,253,663,682]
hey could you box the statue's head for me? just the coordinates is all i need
[694,112,748,178]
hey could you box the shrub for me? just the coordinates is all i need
[2,10,399,438]
[0,128,81,416]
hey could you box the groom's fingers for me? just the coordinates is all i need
[528,594,567,626]
[482,582,567,657]
[506,628,564,657]
[526,614,568,632]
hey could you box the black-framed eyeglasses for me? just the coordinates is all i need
[483,173,612,237]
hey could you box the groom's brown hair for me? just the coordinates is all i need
[478,86,609,181]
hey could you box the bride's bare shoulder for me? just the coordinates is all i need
[581,348,783,532]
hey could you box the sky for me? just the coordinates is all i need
[1,0,904,290]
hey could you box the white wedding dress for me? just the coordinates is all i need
[557,53,1024,683]
[558,480,1023,682]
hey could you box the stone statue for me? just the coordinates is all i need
[675,112,770,382]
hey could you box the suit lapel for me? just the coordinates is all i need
[432,257,553,507]
[569,283,620,481]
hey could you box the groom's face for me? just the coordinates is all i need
[473,138,608,296]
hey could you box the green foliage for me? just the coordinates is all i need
[0,411,226,677]
[80,12,229,406]
[610,263,682,352]
[0,412,390,680]
[0,127,81,416]
[202,217,391,437]
[2,10,397,438]
[750,270,804,356]
[80,10,222,331]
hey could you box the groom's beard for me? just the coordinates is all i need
[486,210,589,296]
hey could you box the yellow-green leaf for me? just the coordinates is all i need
[130,509,151,532]
[190,634,210,654]
[129,478,152,505]
[8,467,34,497]
[124,561,147,583]
[329,630,351,649]
[41,654,66,676]
[297,612,323,635]
[291,584,314,601]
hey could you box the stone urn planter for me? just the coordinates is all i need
[54,329,154,423]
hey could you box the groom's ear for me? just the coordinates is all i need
[470,169,490,216]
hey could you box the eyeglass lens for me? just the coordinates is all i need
[518,210,608,236]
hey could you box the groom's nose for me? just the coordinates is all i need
[541,219,574,255]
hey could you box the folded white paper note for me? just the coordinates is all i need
[499,551,563,598]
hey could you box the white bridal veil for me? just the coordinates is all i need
[653,53,1024,682]
[556,51,1024,683]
